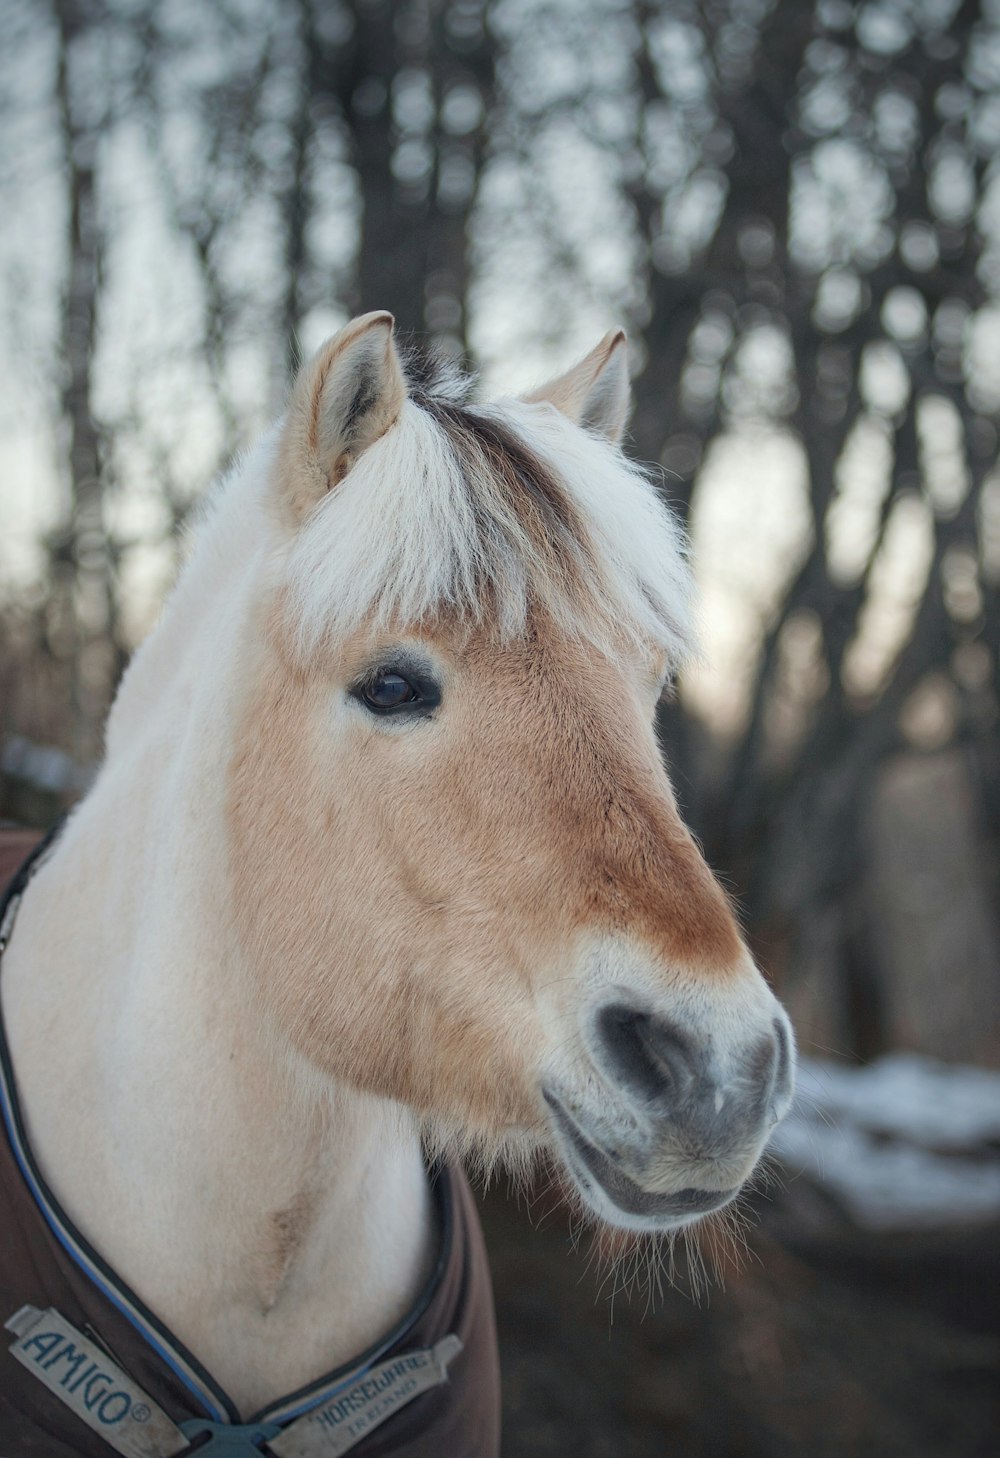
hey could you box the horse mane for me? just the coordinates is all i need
[282,350,696,665]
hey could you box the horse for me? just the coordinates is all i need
[0,312,794,1456]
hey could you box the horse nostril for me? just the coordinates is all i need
[594,1003,697,1105]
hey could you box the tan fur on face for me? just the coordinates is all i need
[226,602,743,1149]
[228,319,745,1155]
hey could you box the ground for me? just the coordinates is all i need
[477,1181,1000,1458]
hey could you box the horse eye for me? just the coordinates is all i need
[361,671,418,712]
[352,659,442,718]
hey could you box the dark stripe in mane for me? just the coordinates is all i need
[284,351,694,660]
[415,391,597,614]
[403,349,584,571]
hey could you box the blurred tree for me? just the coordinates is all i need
[1,0,998,1061]
[620,0,999,1057]
[339,0,494,355]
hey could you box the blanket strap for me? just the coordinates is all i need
[7,1303,462,1458]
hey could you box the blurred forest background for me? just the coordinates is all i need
[1,0,999,1454]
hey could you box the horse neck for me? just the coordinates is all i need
[0,443,435,1412]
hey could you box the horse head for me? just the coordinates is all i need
[226,311,794,1234]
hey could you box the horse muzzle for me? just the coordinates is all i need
[542,991,795,1231]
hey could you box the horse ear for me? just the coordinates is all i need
[278,311,407,523]
[525,329,631,444]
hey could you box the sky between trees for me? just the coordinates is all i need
[1,0,998,1060]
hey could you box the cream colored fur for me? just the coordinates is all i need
[1,313,793,1418]
[285,393,694,660]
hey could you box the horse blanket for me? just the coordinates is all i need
[0,828,501,1457]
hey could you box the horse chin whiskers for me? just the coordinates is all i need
[561,1179,737,1313]
[419,1112,546,1193]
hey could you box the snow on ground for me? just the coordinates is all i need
[1,735,92,796]
[768,1053,1000,1230]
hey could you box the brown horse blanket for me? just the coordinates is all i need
[0,829,501,1457]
